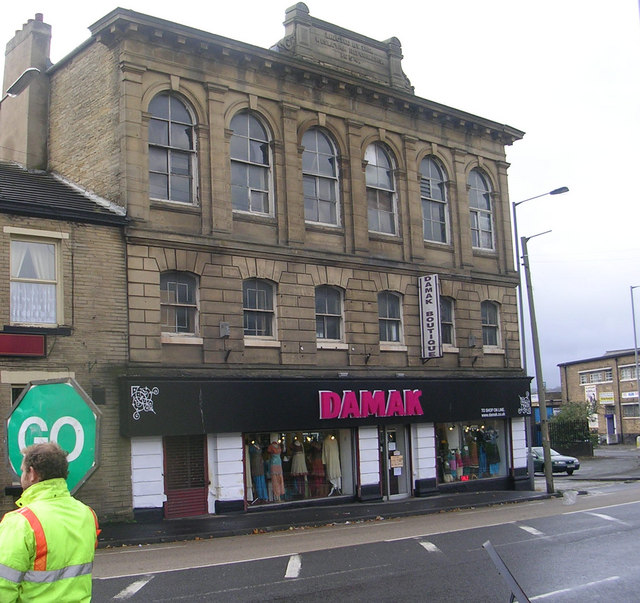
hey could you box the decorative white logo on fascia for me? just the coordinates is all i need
[131,386,158,420]
[518,392,532,415]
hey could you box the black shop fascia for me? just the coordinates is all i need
[119,376,532,437]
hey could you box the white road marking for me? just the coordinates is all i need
[419,541,441,553]
[563,498,640,516]
[519,525,544,536]
[284,554,302,578]
[530,575,620,600]
[586,512,631,526]
[113,575,154,599]
[385,521,517,542]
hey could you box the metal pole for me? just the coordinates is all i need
[632,286,640,418]
[512,188,568,489]
[521,233,554,494]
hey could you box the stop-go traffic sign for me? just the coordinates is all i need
[7,378,101,493]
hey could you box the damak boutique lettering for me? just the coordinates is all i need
[319,389,424,419]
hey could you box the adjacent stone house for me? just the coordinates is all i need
[0,161,128,518]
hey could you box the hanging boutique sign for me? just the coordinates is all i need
[418,274,443,359]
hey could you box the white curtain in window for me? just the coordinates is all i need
[10,241,57,324]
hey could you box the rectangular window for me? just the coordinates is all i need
[622,404,640,418]
[621,366,638,381]
[579,369,613,384]
[10,238,60,325]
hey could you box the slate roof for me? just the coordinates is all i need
[0,161,127,226]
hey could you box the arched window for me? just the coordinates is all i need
[315,285,343,341]
[160,271,199,334]
[481,300,500,347]
[243,278,275,337]
[365,143,397,235]
[230,112,272,215]
[420,157,448,243]
[302,128,339,225]
[378,291,402,343]
[440,297,455,346]
[468,169,493,250]
[148,93,196,203]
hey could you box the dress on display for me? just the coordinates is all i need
[322,435,341,493]
[267,442,285,500]
[290,440,308,496]
[309,441,326,497]
[249,443,268,501]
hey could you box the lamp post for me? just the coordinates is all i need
[631,286,640,415]
[512,187,569,374]
[521,230,554,494]
[512,187,568,489]
[0,67,40,107]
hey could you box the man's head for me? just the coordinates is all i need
[20,442,69,490]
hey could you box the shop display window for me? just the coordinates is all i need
[244,430,344,505]
[436,420,506,483]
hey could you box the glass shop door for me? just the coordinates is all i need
[379,425,410,499]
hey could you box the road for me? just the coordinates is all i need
[93,479,640,601]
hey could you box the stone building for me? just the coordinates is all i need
[1,5,532,520]
[0,160,128,518]
[559,350,640,445]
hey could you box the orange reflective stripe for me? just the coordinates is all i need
[89,507,101,549]
[16,507,48,571]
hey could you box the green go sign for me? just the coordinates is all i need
[7,378,101,493]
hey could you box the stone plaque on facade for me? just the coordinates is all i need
[276,2,413,92]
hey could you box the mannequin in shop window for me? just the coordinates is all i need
[309,440,325,497]
[290,438,308,497]
[267,441,285,501]
[249,441,268,502]
[322,434,341,496]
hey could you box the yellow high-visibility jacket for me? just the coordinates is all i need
[0,478,99,602]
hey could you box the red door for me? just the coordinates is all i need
[163,435,208,518]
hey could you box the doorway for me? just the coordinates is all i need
[379,425,410,499]
[163,434,208,518]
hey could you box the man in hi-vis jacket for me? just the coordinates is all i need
[0,442,99,602]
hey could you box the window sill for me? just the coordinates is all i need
[483,346,505,355]
[472,247,497,256]
[368,231,402,243]
[443,345,460,353]
[244,338,281,348]
[305,221,343,233]
[317,341,348,350]
[380,343,407,352]
[161,334,203,345]
[151,199,200,213]
[233,210,276,223]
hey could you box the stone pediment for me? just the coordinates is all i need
[274,3,413,93]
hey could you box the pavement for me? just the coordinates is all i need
[98,444,640,548]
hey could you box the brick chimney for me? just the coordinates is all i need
[0,13,51,169]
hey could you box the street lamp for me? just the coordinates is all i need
[0,67,40,107]
[512,187,568,489]
[631,286,640,415]
[512,187,569,374]
[521,230,554,494]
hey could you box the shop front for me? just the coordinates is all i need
[120,376,532,519]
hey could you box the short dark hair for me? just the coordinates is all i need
[22,442,69,481]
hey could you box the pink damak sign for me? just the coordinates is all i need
[319,389,424,420]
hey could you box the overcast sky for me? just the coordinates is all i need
[2,1,639,390]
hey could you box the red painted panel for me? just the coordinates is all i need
[0,333,45,357]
